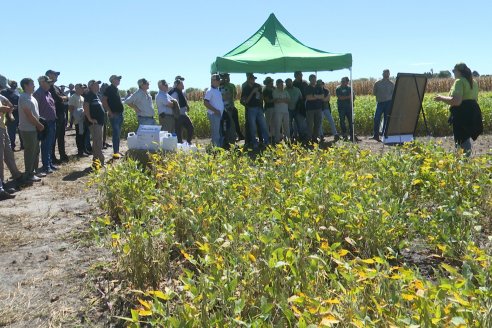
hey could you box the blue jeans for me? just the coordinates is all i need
[320,109,338,136]
[137,116,157,127]
[208,112,223,147]
[374,100,391,137]
[109,112,123,153]
[246,107,269,147]
[41,120,56,169]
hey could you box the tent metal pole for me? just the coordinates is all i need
[350,68,355,142]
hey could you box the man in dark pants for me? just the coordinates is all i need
[46,69,69,163]
[292,71,308,141]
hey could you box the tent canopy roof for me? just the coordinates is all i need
[210,13,352,74]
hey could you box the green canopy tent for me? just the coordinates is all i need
[210,13,355,140]
[210,13,352,74]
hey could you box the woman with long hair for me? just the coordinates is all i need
[434,63,483,156]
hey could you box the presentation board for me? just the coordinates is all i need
[383,73,427,144]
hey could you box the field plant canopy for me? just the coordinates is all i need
[210,13,352,73]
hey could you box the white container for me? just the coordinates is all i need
[127,132,139,149]
[160,133,178,151]
[127,129,168,150]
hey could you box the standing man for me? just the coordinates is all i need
[292,71,308,141]
[285,78,304,140]
[304,74,324,143]
[241,73,269,149]
[336,77,355,141]
[372,69,394,141]
[204,74,224,147]
[46,69,69,163]
[169,79,194,144]
[68,83,88,157]
[1,80,22,151]
[272,79,290,143]
[220,73,244,140]
[18,78,45,182]
[0,92,23,190]
[83,80,105,169]
[103,75,125,159]
[125,78,155,127]
[319,80,339,141]
[33,75,58,173]
[156,79,178,133]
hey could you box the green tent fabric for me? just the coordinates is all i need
[210,13,352,74]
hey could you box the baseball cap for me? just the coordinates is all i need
[0,75,8,89]
[341,77,349,82]
[109,75,122,82]
[263,76,274,85]
[211,74,221,81]
[276,79,284,84]
[45,69,60,76]
[219,73,230,78]
[88,80,101,87]
[246,73,257,79]
[38,75,53,83]
[175,75,185,81]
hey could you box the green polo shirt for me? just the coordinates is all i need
[450,78,478,100]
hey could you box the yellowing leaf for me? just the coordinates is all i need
[402,293,417,301]
[338,249,349,257]
[248,253,256,263]
[320,314,340,326]
[361,258,375,264]
[138,298,151,310]
[325,298,340,304]
[137,309,152,316]
[148,290,171,301]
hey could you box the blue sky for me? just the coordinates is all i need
[3,0,490,91]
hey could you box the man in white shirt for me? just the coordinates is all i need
[124,78,156,127]
[372,69,394,141]
[156,80,178,133]
[204,74,224,147]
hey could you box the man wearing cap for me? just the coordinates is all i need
[156,80,178,133]
[241,73,269,149]
[272,79,290,143]
[18,78,45,182]
[204,74,224,147]
[83,80,105,169]
[372,69,394,141]
[68,83,88,157]
[170,79,194,144]
[102,75,125,159]
[292,71,309,141]
[124,78,155,126]
[46,70,69,163]
[33,76,58,173]
[219,73,244,144]
[336,77,355,141]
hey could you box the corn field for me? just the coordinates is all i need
[187,76,492,101]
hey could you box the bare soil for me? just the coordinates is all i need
[0,131,490,327]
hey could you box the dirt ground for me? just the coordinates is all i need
[0,131,490,327]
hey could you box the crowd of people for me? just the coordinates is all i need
[0,62,482,200]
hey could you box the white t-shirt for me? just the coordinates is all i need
[68,93,85,124]
[156,91,176,115]
[18,93,40,132]
[204,87,224,115]
[272,89,290,112]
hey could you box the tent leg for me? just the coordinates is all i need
[350,68,355,142]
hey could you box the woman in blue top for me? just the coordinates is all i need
[434,63,483,156]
